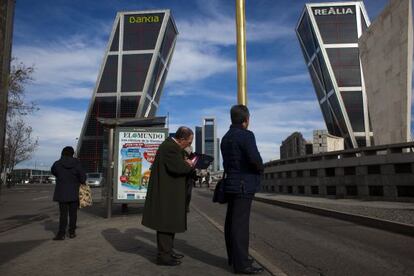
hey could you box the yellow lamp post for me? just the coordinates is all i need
[236,0,247,106]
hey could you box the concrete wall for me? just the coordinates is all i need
[263,142,414,201]
[359,0,413,145]
[313,130,344,154]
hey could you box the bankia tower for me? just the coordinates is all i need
[296,2,372,149]
[77,10,178,172]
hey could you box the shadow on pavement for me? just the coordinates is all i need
[101,228,156,264]
[0,239,49,266]
[101,228,228,270]
[42,219,59,236]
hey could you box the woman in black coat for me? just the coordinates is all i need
[51,146,86,240]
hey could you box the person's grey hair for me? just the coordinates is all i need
[230,104,250,124]
[175,126,193,140]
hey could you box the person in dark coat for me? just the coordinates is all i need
[221,105,264,274]
[51,146,86,240]
[142,126,194,266]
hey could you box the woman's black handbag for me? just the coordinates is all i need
[212,172,227,204]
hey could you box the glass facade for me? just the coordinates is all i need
[77,11,178,172]
[296,2,372,149]
[202,118,219,172]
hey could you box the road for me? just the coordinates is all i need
[191,189,414,276]
[1,185,414,276]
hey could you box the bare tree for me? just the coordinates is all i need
[3,118,38,172]
[1,58,38,175]
[7,59,37,116]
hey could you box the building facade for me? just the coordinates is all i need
[359,0,413,145]
[280,132,310,159]
[296,2,373,149]
[77,10,178,172]
[201,118,219,172]
[195,126,202,154]
[313,129,344,154]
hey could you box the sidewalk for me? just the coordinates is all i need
[255,193,414,236]
[0,203,269,276]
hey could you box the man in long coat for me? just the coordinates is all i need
[142,126,194,266]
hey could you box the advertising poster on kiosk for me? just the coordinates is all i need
[114,127,168,203]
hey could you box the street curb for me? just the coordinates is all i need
[191,204,287,276]
[254,196,414,238]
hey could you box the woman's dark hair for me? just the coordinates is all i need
[61,146,75,157]
[175,126,194,140]
[230,104,250,124]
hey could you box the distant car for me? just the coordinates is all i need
[48,176,56,184]
[86,173,104,187]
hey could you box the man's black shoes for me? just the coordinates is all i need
[156,258,182,266]
[171,252,184,259]
[69,233,76,239]
[234,266,264,274]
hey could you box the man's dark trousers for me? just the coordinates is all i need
[58,201,78,235]
[224,193,253,270]
[157,231,175,261]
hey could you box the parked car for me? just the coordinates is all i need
[86,173,104,187]
[47,176,56,184]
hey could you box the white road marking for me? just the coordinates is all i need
[32,196,49,201]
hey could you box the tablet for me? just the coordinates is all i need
[189,153,214,169]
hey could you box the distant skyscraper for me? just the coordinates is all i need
[296,2,372,148]
[77,10,178,172]
[195,126,202,154]
[202,118,218,172]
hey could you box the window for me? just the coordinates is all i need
[326,185,337,195]
[123,13,164,51]
[394,163,412,174]
[97,56,118,93]
[341,91,365,132]
[311,186,319,194]
[159,19,177,61]
[110,22,119,52]
[344,166,356,175]
[313,6,358,44]
[121,54,152,92]
[369,186,383,196]
[327,48,361,87]
[325,167,335,177]
[120,96,140,118]
[346,185,358,196]
[146,57,163,98]
[297,13,317,59]
[85,97,117,136]
[367,165,381,174]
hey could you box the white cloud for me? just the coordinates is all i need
[17,106,86,169]
[186,97,325,162]
[13,38,104,101]
[269,73,310,84]
[167,41,235,83]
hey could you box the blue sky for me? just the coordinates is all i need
[12,0,409,169]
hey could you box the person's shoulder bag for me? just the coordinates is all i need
[79,184,93,208]
[212,172,227,204]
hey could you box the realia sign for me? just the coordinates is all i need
[313,7,354,16]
